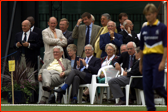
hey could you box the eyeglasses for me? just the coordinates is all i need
[85,49,92,51]
[127,48,134,50]
[53,51,60,54]
[107,49,113,51]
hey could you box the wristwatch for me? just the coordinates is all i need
[113,37,115,40]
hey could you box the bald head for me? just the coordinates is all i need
[22,20,31,32]
[123,19,134,31]
[107,21,116,32]
[48,17,57,30]
[26,16,35,27]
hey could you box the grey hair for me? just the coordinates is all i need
[101,13,111,20]
[91,14,95,22]
[120,44,126,49]
[107,20,116,27]
[123,20,128,28]
[105,43,117,54]
[85,44,94,51]
[53,46,63,52]
[126,41,136,48]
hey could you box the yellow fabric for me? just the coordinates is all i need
[143,44,164,54]
[47,58,63,73]
[147,19,159,26]
[95,26,109,58]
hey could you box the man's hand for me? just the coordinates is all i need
[77,59,81,68]
[120,25,124,30]
[109,30,114,40]
[38,74,42,82]
[60,72,65,78]
[22,42,29,47]
[158,61,165,71]
[115,63,121,71]
[127,27,131,34]
[80,58,86,67]
[123,71,127,76]
[16,42,22,47]
[77,18,82,26]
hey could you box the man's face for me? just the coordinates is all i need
[82,16,92,26]
[101,16,109,26]
[145,12,157,24]
[48,18,57,30]
[126,43,135,55]
[85,46,94,57]
[107,22,116,32]
[120,45,127,54]
[22,21,30,32]
[119,16,128,25]
[106,46,115,56]
[59,21,68,32]
[126,20,133,30]
[53,48,63,60]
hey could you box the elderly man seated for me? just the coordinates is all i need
[53,44,101,104]
[108,47,143,105]
[38,46,71,104]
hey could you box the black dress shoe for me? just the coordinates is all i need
[71,99,77,104]
[53,88,65,94]
[38,100,46,104]
[115,100,126,105]
[42,86,51,92]
[48,93,56,104]
[57,92,63,104]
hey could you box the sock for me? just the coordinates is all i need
[61,83,68,90]
[73,97,77,100]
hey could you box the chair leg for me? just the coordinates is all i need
[89,86,97,104]
[68,85,72,103]
[139,90,145,105]
[78,87,83,103]
[135,89,141,105]
[99,87,104,104]
[125,85,130,106]
[115,98,119,104]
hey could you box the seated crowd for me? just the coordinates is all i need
[13,3,166,107]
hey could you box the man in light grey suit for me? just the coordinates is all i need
[42,17,67,63]
[38,46,71,104]
[72,12,101,58]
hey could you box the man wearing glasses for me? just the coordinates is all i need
[119,19,139,47]
[111,41,137,105]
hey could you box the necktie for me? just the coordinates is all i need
[129,55,134,68]
[85,26,90,45]
[53,30,57,39]
[22,33,27,54]
[80,58,89,72]
[57,59,65,71]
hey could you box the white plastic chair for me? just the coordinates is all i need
[89,65,120,104]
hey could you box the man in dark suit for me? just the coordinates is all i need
[100,20,123,57]
[53,44,101,104]
[14,20,40,82]
[119,20,139,47]
[59,18,74,58]
[108,47,142,105]
[117,13,128,33]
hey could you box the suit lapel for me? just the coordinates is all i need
[62,59,67,69]
[48,27,55,38]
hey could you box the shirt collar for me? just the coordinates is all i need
[87,22,93,28]
[86,55,93,60]
[23,30,30,34]
[31,26,34,32]
[147,19,160,26]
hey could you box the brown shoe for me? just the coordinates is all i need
[38,100,46,104]
[115,100,126,105]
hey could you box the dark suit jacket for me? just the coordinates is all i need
[100,32,123,57]
[127,60,143,90]
[112,52,136,70]
[119,30,139,47]
[117,25,122,33]
[67,56,80,69]
[79,56,101,83]
[63,30,74,58]
[14,31,40,67]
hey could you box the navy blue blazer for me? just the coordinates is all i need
[14,31,40,67]
[100,32,123,57]
[79,56,101,83]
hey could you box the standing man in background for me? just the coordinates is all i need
[42,17,67,63]
[139,3,167,111]
[72,12,101,58]
[59,18,73,58]
[117,13,128,33]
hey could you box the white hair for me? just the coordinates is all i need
[85,44,94,51]
[126,41,136,48]
[105,43,117,54]
[91,14,95,22]
[107,20,116,27]
[53,46,63,52]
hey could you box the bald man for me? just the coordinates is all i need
[14,20,40,82]
[119,19,139,47]
[42,17,67,62]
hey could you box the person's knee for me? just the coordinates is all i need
[74,75,80,80]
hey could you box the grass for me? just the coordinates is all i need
[1,98,167,111]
